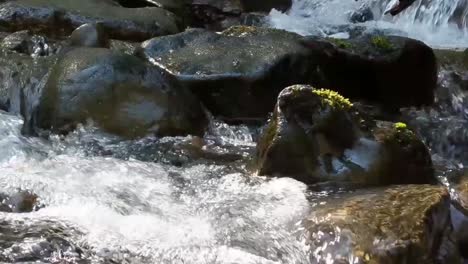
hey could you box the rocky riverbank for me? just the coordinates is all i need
[0,0,467,263]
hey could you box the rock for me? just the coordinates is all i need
[0,190,40,213]
[240,0,292,12]
[114,0,189,26]
[189,0,287,30]
[306,185,459,264]
[30,47,207,138]
[255,85,435,186]
[70,23,109,48]
[0,48,54,115]
[137,26,319,120]
[138,27,437,121]
[434,49,468,72]
[349,6,374,23]
[301,34,437,111]
[454,174,468,214]
[1,30,58,56]
[0,0,180,41]
[109,39,140,55]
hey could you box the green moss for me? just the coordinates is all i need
[386,122,416,145]
[371,36,394,52]
[312,88,353,110]
[328,38,353,49]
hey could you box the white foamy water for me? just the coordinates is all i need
[268,0,468,48]
[0,111,311,263]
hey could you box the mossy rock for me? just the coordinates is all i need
[256,85,435,186]
[301,34,437,110]
[137,26,318,120]
[256,85,359,184]
[327,38,354,49]
[371,35,394,52]
[368,121,435,185]
[306,185,459,263]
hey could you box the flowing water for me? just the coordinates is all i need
[0,113,313,263]
[268,0,468,48]
[1,0,468,263]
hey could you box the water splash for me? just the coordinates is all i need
[0,111,311,263]
[268,0,468,48]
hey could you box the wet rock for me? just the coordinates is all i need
[0,219,87,262]
[0,190,40,213]
[1,31,58,56]
[137,26,319,120]
[306,185,458,264]
[190,0,243,30]
[450,204,468,260]
[301,34,437,111]
[139,27,437,121]
[190,0,287,30]
[454,174,468,214]
[240,0,292,12]
[109,39,140,55]
[70,23,109,48]
[434,49,468,72]
[0,0,180,41]
[0,48,54,114]
[349,6,374,23]
[256,85,434,186]
[31,48,207,138]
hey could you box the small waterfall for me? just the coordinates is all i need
[268,0,468,47]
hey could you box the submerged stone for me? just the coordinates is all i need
[306,185,460,263]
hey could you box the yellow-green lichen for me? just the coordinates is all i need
[394,122,407,130]
[371,36,394,51]
[329,38,353,49]
[222,26,257,37]
[312,88,353,110]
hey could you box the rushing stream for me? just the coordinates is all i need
[0,112,312,263]
[1,0,468,263]
[268,0,468,48]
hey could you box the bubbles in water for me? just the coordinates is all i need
[268,0,468,48]
[0,111,311,263]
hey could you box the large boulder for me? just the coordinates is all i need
[256,85,434,186]
[30,47,207,138]
[0,0,180,41]
[137,26,320,121]
[138,26,437,122]
[301,34,437,112]
[306,185,461,263]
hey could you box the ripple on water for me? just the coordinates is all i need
[0,111,311,263]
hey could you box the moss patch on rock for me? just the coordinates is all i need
[328,38,353,49]
[371,35,394,52]
[312,88,353,110]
